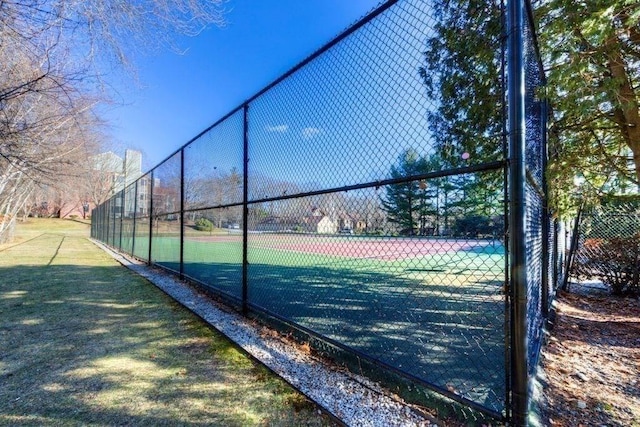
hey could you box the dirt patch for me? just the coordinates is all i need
[539,288,640,426]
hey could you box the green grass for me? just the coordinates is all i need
[0,219,334,426]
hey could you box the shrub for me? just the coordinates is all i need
[451,214,502,238]
[364,228,384,236]
[194,218,214,232]
[579,234,640,296]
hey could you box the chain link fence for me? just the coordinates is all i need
[91,0,561,423]
[569,198,640,296]
[523,0,554,379]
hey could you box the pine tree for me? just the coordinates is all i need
[381,149,433,235]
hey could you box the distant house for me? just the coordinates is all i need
[253,212,338,234]
[303,215,338,234]
[354,219,367,232]
[337,214,366,233]
[338,215,353,231]
[253,216,299,232]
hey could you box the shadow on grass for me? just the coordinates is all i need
[0,263,326,426]
[159,259,507,414]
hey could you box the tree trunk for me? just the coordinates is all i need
[606,40,640,185]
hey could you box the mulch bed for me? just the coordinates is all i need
[539,285,640,426]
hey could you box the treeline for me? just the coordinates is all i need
[381,149,503,238]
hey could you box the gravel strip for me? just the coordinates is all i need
[94,241,438,427]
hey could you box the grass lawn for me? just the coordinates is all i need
[0,219,333,426]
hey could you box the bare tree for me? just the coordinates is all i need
[0,0,225,241]
[0,51,96,235]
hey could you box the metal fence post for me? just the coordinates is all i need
[112,199,115,245]
[112,197,117,247]
[149,170,154,265]
[95,206,98,240]
[507,0,528,424]
[242,103,249,315]
[119,190,125,250]
[106,199,110,247]
[132,180,138,257]
[180,148,185,279]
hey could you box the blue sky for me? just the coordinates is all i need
[104,0,384,170]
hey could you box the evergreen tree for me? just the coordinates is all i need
[538,0,640,209]
[381,149,435,235]
[420,0,640,215]
[419,0,504,167]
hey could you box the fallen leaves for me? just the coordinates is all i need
[540,289,640,426]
